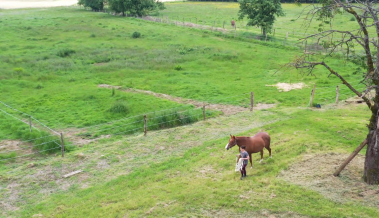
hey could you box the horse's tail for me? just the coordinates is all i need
[262,132,271,148]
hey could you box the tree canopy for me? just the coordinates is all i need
[108,0,165,17]
[238,0,284,37]
[78,0,105,11]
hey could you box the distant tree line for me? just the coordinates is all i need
[78,0,165,16]
[187,0,320,3]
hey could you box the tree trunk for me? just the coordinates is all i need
[262,28,266,38]
[364,129,379,184]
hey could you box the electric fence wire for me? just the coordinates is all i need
[0,146,62,162]
[0,99,59,134]
[0,140,61,154]
[87,119,144,134]
[19,134,58,143]
[0,108,40,132]
[146,112,204,128]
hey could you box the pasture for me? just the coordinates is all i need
[0,1,378,217]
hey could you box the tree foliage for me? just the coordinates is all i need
[238,0,284,36]
[108,0,165,17]
[78,0,105,11]
[289,0,379,184]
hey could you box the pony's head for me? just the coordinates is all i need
[225,135,237,150]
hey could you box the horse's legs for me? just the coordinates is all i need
[259,150,263,163]
[266,146,272,158]
[249,154,253,169]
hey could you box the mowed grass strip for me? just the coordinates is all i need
[19,105,377,217]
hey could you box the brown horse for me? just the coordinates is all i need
[225,132,271,168]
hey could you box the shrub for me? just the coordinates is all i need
[57,49,76,58]
[108,101,129,114]
[90,33,96,38]
[132,32,141,38]
[174,65,183,71]
[350,17,355,21]
[36,84,43,89]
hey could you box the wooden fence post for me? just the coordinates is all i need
[333,139,367,176]
[203,105,206,121]
[144,115,147,136]
[60,133,64,157]
[29,116,32,132]
[336,85,339,104]
[310,84,316,107]
[250,92,254,112]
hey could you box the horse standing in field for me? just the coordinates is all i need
[225,132,271,168]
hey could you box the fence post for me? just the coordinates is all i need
[203,105,206,121]
[29,116,32,132]
[144,115,147,136]
[60,133,64,157]
[336,85,339,104]
[250,92,254,112]
[310,84,316,107]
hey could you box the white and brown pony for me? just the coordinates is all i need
[225,132,271,168]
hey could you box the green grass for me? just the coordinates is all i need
[16,105,377,217]
[160,2,372,41]
[0,6,364,133]
[0,3,377,217]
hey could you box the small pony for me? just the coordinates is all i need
[225,132,271,168]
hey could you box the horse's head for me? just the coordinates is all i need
[225,135,237,150]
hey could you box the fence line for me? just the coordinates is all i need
[0,146,61,162]
[0,99,59,135]
[0,84,365,164]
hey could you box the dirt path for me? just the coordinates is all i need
[98,84,275,116]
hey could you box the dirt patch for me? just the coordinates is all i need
[278,153,379,207]
[98,84,275,115]
[60,128,111,146]
[0,140,22,151]
[0,140,33,155]
[266,83,308,92]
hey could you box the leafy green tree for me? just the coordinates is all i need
[238,0,284,37]
[108,0,165,17]
[78,0,105,11]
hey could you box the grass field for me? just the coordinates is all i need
[0,5,364,129]
[159,2,370,40]
[0,2,378,217]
